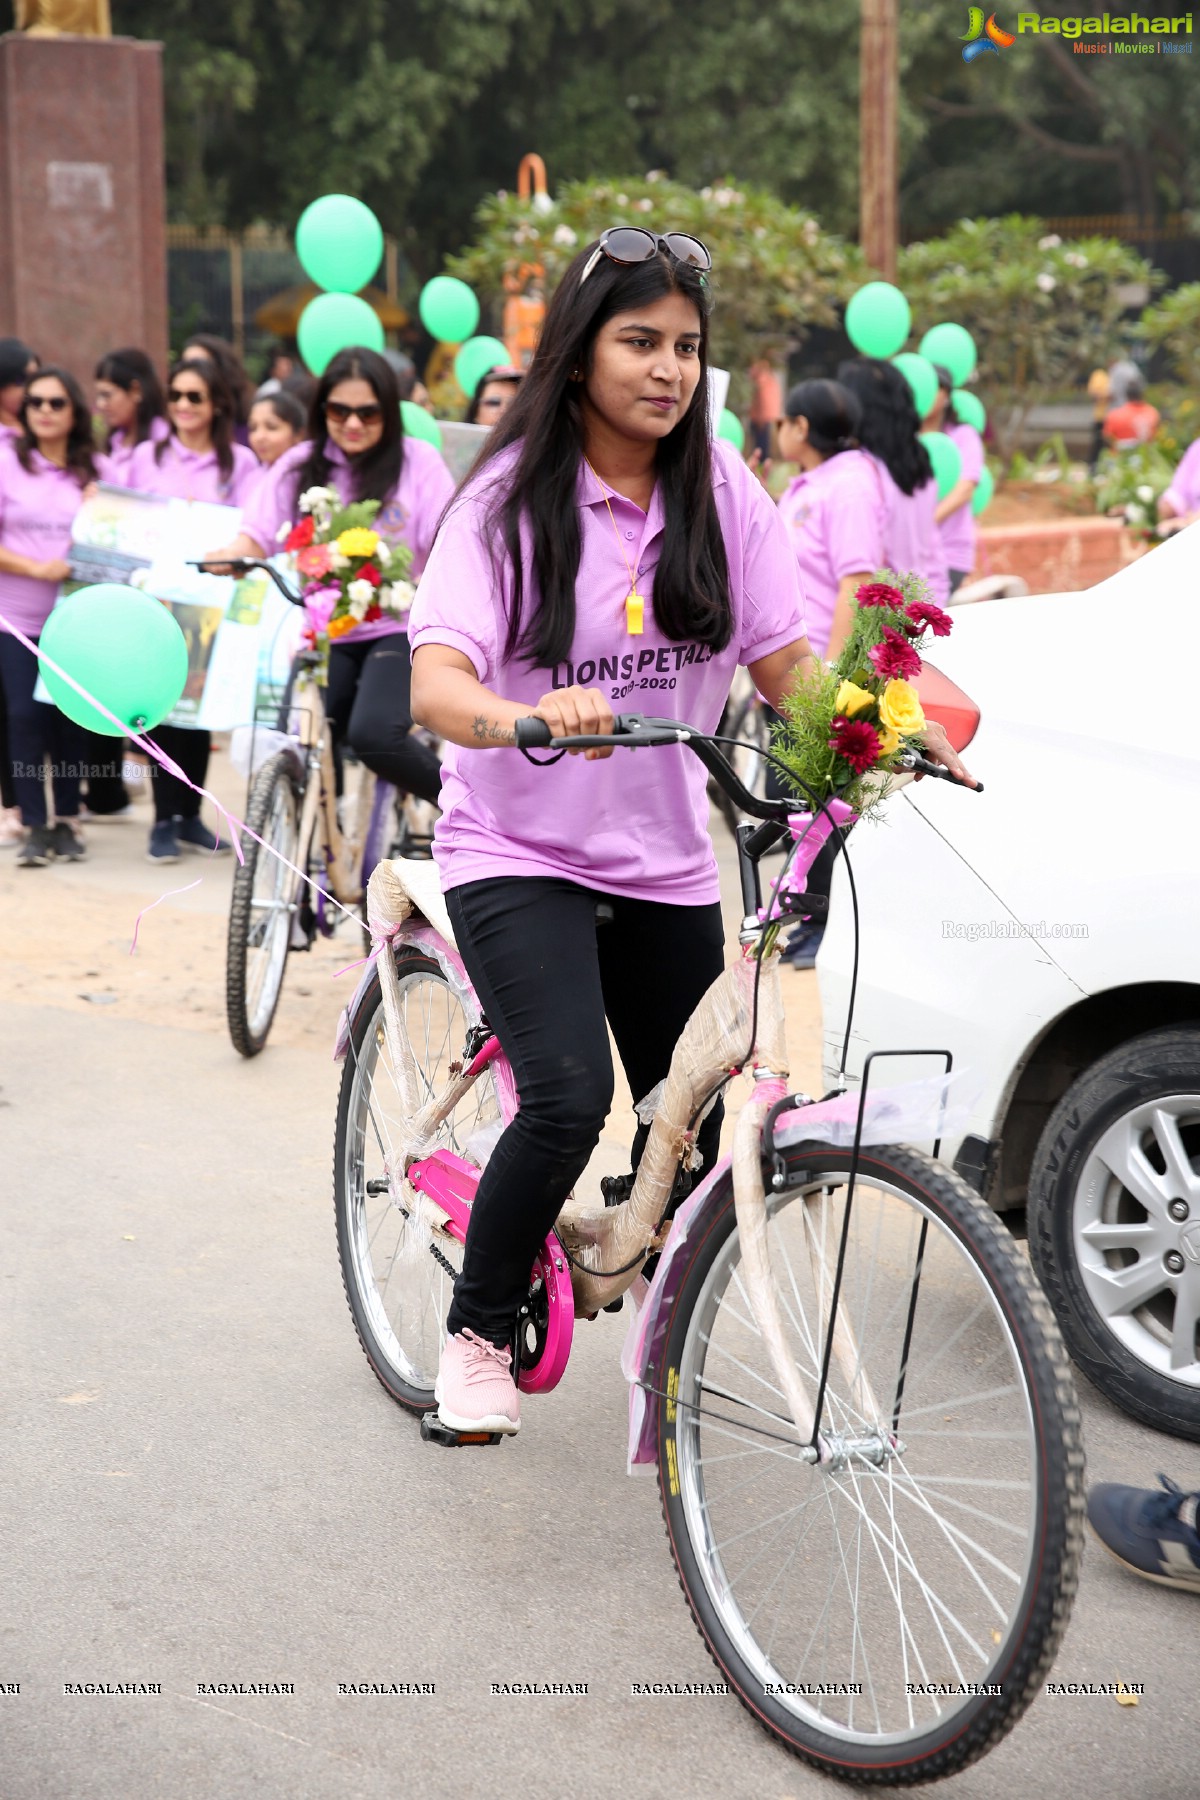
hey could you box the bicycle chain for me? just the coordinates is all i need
[428,1239,458,1280]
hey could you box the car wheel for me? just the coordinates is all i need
[1028,1025,1200,1441]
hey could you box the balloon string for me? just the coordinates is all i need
[130,879,202,953]
[1,611,379,954]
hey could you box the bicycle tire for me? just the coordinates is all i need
[655,1141,1083,1784]
[226,751,303,1058]
[333,947,500,1411]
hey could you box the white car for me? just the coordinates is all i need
[818,525,1200,1439]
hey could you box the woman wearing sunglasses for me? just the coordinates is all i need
[213,347,455,810]
[403,228,812,1432]
[123,356,260,863]
[0,367,97,867]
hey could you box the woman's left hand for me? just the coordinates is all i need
[917,718,978,788]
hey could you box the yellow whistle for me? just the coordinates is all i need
[626,592,644,635]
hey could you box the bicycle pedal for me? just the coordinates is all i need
[419,1412,503,1448]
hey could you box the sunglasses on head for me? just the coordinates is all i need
[26,393,69,412]
[325,400,383,425]
[169,386,208,406]
[578,226,712,288]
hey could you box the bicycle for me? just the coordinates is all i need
[193,558,438,1058]
[330,714,1084,1784]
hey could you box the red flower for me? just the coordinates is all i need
[855,581,905,610]
[869,626,923,681]
[359,561,383,587]
[905,600,953,638]
[364,602,382,622]
[284,516,315,552]
[829,715,882,774]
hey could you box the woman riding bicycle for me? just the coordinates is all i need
[213,347,453,808]
[408,230,969,1437]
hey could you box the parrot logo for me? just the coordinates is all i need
[962,8,1016,59]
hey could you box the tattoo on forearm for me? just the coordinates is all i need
[471,714,517,745]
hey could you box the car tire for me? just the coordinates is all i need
[1028,1024,1200,1441]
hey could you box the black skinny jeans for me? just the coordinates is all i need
[150,725,210,824]
[0,630,86,827]
[325,636,441,805]
[444,876,726,1347]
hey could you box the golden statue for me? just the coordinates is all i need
[13,0,112,34]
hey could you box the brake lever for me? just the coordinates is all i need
[899,750,984,794]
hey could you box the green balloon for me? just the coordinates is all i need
[419,276,480,345]
[295,194,384,294]
[972,464,995,516]
[845,282,911,359]
[400,401,443,449]
[919,322,977,387]
[40,584,188,735]
[893,353,939,423]
[297,293,384,376]
[952,388,986,433]
[919,431,964,501]
[454,336,510,399]
[717,408,745,450]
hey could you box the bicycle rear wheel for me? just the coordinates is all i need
[655,1142,1083,1784]
[333,948,500,1410]
[226,750,303,1058]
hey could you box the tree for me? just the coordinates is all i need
[1141,284,1200,382]
[898,217,1161,460]
[446,174,861,398]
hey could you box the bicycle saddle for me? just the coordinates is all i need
[367,857,458,950]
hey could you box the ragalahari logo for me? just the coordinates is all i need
[962,7,1017,58]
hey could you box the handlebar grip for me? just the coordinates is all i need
[515,716,553,749]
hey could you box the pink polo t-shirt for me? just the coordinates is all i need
[0,438,88,636]
[937,422,985,575]
[96,414,170,486]
[776,449,884,657]
[408,437,808,905]
[1164,436,1200,517]
[124,435,260,507]
[240,437,455,644]
[869,454,950,605]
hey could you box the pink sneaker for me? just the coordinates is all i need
[435,1329,520,1435]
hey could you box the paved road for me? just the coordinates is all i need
[1,794,1194,1800]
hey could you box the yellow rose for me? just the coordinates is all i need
[876,722,900,756]
[877,678,925,738]
[835,680,875,717]
[336,527,380,558]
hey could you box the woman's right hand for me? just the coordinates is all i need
[37,558,72,583]
[533,684,615,760]
[200,543,245,577]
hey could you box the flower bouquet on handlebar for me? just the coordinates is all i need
[281,486,415,677]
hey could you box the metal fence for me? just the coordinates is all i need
[165,226,405,373]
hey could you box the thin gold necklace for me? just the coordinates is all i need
[582,454,645,636]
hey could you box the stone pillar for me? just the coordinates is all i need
[0,32,167,388]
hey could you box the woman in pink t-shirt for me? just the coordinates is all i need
[839,357,949,606]
[924,367,984,594]
[94,347,168,485]
[409,235,817,1431]
[0,366,97,866]
[213,347,454,810]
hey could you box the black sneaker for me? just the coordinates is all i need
[50,819,87,862]
[1087,1473,1200,1593]
[147,821,181,864]
[17,825,54,867]
[176,815,230,855]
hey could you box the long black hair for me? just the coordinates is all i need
[931,362,960,428]
[290,348,403,514]
[16,366,97,485]
[472,242,731,667]
[159,355,238,486]
[837,357,932,497]
[94,346,166,451]
[784,378,862,456]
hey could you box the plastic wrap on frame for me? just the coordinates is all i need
[562,950,789,1318]
[625,1064,977,1470]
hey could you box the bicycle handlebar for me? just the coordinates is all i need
[188,558,304,606]
[514,712,983,811]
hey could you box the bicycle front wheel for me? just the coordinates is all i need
[655,1142,1083,1785]
[226,750,303,1058]
[333,948,500,1410]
